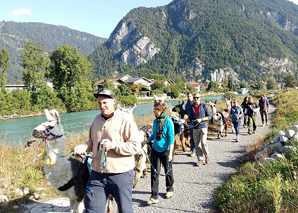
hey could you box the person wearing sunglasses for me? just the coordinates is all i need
[185,93,211,167]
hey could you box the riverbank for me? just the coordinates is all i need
[0,92,228,121]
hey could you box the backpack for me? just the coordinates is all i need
[171,116,185,134]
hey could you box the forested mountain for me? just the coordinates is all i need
[0,21,106,83]
[89,0,298,83]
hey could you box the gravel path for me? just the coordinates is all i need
[22,105,275,213]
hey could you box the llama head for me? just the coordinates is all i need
[32,109,63,139]
[172,100,185,117]
[210,101,217,114]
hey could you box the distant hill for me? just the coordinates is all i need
[89,0,298,83]
[0,21,106,83]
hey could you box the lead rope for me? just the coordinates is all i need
[99,142,107,172]
[143,146,172,177]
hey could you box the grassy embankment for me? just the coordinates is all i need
[214,90,298,212]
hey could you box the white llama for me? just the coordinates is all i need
[32,109,87,213]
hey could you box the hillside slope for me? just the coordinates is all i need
[0,21,106,83]
[90,0,298,83]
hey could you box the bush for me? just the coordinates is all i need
[118,95,137,105]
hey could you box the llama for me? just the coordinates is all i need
[171,101,191,153]
[210,101,230,139]
[32,109,87,213]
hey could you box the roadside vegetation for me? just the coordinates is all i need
[213,90,298,212]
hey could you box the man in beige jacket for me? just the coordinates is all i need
[74,89,142,213]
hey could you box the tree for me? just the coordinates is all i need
[284,74,297,88]
[239,80,248,89]
[227,75,233,90]
[0,49,10,93]
[149,74,166,80]
[102,79,115,90]
[255,81,266,90]
[49,45,93,111]
[207,81,219,92]
[21,41,50,92]
[266,76,278,90]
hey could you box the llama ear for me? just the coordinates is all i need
[45,109,54,121]
[50,110,60,124]
[215,100,217,104]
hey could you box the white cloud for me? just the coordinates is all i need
[12,9,31,17]
[289,0,298,5]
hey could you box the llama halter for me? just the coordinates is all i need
[43,124,64,141]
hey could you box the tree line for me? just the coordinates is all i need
[1,39,297,117]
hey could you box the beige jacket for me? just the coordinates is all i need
[86,108,142,174]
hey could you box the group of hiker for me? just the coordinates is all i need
[225,94,269,142]
[72,88,270,213]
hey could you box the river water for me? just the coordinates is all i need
[0,95,225,145]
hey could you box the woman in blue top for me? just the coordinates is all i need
[230,99,243,142]
[144,100,174,205]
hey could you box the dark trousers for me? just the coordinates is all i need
[243,115,248,127]
[260,110,268,124]
[190,128,195,152]
[151,149,174,199]
[85,169,134,213]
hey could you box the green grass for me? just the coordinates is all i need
[213,90,298,212]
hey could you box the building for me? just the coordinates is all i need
[238,88,249,94]
[94,74,131,90]
[186,82,206,92]
[125,77,152,90]
[0,84,27,92]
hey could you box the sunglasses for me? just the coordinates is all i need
[194,97,201,99]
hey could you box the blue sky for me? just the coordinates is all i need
[0,0,172,38]
[1,0,297,38]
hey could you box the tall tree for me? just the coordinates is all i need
[266,76,278,89]
[21,41,50,92]
[284,74,297,88]
[0,49,10,93]
[49,45,93,111]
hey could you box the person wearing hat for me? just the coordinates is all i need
[74,88,142,213]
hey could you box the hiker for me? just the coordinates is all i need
[258,94,269,126]
[230,99,243,142]
[74,89,142,213]
[185,92,196,157]
[245,96,259,135]
[241,96,249,128]
[185,93,212,166]
[142,100,175,204]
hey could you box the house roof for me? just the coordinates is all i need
[155,79,176,84]
[94,79,128,86]
[186,82,206,87]
[126,77,152,84]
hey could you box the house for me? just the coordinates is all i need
[126,77,152,90]
[186,82,206,92]
[94,75,131,90]
[238,88,249,94]
[0,84,27,92]
[154,79,176,87]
